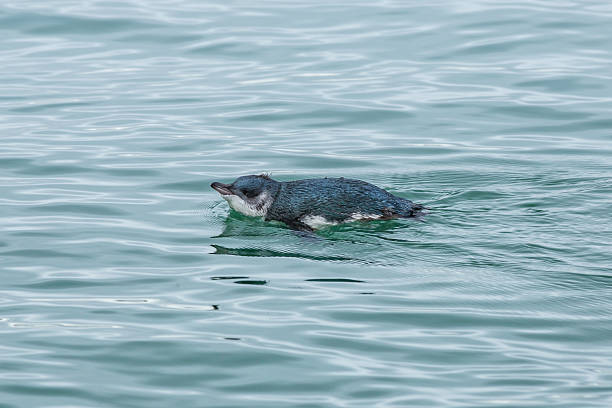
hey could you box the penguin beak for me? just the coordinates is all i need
[211,182,233,196]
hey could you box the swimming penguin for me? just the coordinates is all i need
[211,174,423,231]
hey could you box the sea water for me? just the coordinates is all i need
[1,1,611,407]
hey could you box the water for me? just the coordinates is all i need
[1,1,612,406]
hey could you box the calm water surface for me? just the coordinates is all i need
[1,1,612,407]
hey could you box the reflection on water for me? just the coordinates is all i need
[212,244,354,262]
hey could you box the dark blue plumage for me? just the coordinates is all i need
[211,175,423,231]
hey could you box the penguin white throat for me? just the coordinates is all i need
[222,191,272,217]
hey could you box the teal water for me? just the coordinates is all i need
[1,1,612,406]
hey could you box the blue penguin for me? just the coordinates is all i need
[211,174,423,231]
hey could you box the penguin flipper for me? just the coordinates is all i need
[285,220,314,232]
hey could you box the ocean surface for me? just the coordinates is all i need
[1,1,611,407]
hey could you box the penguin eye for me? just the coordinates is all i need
[242,189,258,198]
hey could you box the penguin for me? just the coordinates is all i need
[211,174,423,231]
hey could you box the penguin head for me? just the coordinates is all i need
[211,174,278,217]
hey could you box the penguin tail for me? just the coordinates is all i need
[410,202,427,218]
